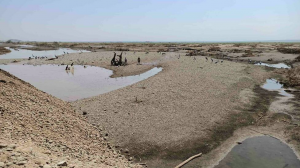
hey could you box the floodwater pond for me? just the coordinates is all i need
[262,78,292,97]
[255,62,291,69]
[0,47,89,59]
[214,136,300,168]
[0,64,162,101]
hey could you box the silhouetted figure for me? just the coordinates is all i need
[138,57,141,64]
[118,52,123,66]
[111,52,116,66]
[205,57,208,61]
[65,65,69,70]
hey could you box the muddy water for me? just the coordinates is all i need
[214,136,300,168]
[0,65,162,101]
[0,47,89,59]
[255,62,291,69]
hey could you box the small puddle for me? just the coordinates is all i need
[0,65,162,101]
[255,62,291,69]
[215,136,300,168]
[0,47,89,59]
[262,79,292,97]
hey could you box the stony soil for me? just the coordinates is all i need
[1,42,300,168]
[0,47,10,55]
[70,53,271,167]
[0,69,141,168]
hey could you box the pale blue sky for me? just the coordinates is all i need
[0,0,299,42]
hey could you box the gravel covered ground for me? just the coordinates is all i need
[1,42,299,167]
[66,52,270,167]
[0,69,140,168]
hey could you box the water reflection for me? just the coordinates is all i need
[215,136,300,168]
[65,66,75,76]
[255,62,291,69]
[0,47,89,59]
[262,78,292,97]
[0,64,162,101]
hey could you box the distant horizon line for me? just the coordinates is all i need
[2,39,300,43]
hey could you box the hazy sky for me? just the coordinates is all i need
[0,0,299,42]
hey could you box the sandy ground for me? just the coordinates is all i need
[66,52,270,167]
[1,43,300,167]
[240,51,298,63]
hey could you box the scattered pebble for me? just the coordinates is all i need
[57,161,67,167]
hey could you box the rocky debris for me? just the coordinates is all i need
[57,161,67,166]
[0,69,141,168]
[0,144,7,148]
[0,162,4,168]
[285,66,300,86]
[43,164,52,168]
[0,47,11,55]
[4,144,16,151]
[185,50,200,56]
[230,49,244,53]
[182,47,194,50]
[295,55,300,62]
[277,48,300,54]
[242,50,255,57]
[16,160,27,165]
[208,47,221,52]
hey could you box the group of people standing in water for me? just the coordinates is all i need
[111,52,141,66]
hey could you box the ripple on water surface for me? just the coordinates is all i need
[0,65,162,101]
